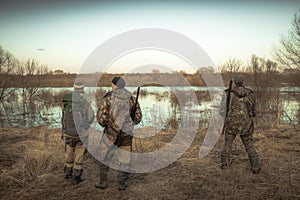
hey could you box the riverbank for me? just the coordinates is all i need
[2,72,300,87]
[1,125,300,199]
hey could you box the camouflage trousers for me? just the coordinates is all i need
[99,133,132,165]
[98,145,131,170]
[64,135,86,178]
[222,132,258,158]
[98,134,132,183]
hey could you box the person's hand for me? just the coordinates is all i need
[61,130,64,140]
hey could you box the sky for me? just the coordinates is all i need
[0,0,299,73]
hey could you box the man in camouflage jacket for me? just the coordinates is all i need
[95,77,142,190]
[220,76,260,174]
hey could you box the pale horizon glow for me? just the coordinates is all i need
[108,50,198,74]
[0,1,299,73]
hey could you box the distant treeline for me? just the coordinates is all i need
[2,72,300,88]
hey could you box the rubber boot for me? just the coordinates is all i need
[220,155,230,169]
[95,163,109,189]
[64,166,73,180]
[249,156,261,174]
[73,169,85,185]
[118,170,129,191]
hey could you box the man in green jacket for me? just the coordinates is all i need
[62,82,94,184]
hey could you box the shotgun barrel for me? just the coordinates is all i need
[131,87,140,122]
[222,80,233,134]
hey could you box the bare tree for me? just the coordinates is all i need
[250,54,281,126]
[17,59,48,115]
[0,46,17,102]
[275,12,300,69]
[0,46,49,125]
[218,58,243,74]
[264,59,278,75]
[274,12,300,125]
[152,69,160,74]
[0,46,19,125]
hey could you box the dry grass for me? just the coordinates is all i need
[0,127,64,196]
[0,125,300,199]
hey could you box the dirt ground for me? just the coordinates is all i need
[1,125,300,200]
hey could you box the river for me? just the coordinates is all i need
[0,87,299,128]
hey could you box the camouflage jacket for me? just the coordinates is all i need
[220,86,256,135]
[97,88,142,144]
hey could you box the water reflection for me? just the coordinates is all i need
[0,87,299,128]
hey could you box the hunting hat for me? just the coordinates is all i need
[233,76,244,86]
[112,76,125,88]
[74,82,85,91]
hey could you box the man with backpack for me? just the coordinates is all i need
[95,77,142,191]
[220,76,261,174]
[61,82,95,184]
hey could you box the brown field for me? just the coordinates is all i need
[1,125,300,200]
[2,71,300,88]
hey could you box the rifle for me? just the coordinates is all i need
[221,80,233,135]
[131,87,140,122]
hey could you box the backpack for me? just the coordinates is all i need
[62,92,87,136]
